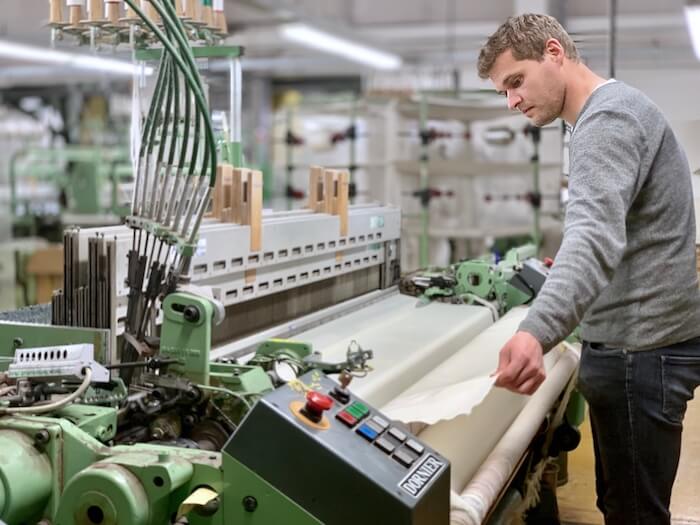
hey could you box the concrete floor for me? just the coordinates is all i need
[557,397,700,525]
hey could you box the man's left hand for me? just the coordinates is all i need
[493,331,546,395]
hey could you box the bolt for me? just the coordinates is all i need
[34,430,50,445]
[242,496,258,513]
[183,305,200,323]
[12,337,23,348]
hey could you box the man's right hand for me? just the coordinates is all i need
[493,331,546,395]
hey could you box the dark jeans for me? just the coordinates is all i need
[577,337,700,525]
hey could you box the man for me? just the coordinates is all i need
[478,13,700,525]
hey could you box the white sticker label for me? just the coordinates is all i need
[67,0,85,6]
[213,0,224,10]
[399,454,445,498]
[196,238,207,257]
[370,216,384,229]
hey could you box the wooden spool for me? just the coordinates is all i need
[66,0,84,25]
[140,0,160,24]
[201,5,214,28]
[104,0,121,25]
[182,0,196,20]
[86,0,105,22]
[49,0,64,25]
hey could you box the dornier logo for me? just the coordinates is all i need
[399,454,445,498]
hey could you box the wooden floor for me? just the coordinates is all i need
[558,397,700,525]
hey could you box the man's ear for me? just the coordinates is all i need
[544,38,565,63]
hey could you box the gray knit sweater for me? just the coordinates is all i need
[519,81,700,351]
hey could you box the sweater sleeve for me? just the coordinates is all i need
[518,109,646,350]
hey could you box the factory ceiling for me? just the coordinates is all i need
[0,0,695,83]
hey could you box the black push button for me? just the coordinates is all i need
[374,437,396,454]
[393,448,417,467]
[405,439,425,455]
[388,427,407,442]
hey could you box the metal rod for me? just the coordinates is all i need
[609,0,617,78]
[229,57,242,144]
[164,168,184,227]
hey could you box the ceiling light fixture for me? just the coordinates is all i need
[279,23,402,71]
[0,40,152,76]
[685,1,700,59]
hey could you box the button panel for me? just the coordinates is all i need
[328,386,434,471]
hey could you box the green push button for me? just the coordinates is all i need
[346,405,365,419]
[350,402,369,416]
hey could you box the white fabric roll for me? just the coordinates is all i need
[296,294,493,408]
[382,307,578,498]
[450,343,579,524]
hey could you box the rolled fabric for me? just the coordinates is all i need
[449,343,579,524]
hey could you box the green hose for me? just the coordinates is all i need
[123,0,217,187]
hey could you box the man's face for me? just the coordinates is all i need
[489,47,565,127]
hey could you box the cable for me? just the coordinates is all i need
[0,368,93,414]
[461,293,500,322]
[147,0,217,185]
[123,0,216,187]
[196,384,252,411]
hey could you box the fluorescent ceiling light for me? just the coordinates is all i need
[685,3,700,60]
[0,40,152,76]
[279,23,402,70]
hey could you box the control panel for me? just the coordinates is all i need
[224,372,450,524]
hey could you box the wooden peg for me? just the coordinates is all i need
[201,2,214,28]
[66,0,84,25]
[49,0,64,25]
[308,165,325,212]
[336,171,349,237]
[212,163,234,221]
[86,0,105,22]
[140,0,160,24]
[183,0,196,19]
[233,168,263,252]
[104,0,121,25]
[213,0,226,33]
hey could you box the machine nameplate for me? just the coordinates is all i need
[399,454,446,498]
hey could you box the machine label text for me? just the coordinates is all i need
[399,454,445,497]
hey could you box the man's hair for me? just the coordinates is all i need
[477,14,579,79]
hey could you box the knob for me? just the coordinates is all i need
[183,305,201,323]
[301,391,334,423]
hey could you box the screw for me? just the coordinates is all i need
[183,305,200,323]
[242,496,258,512]
[12,337,23,348]
[35,430,50,445]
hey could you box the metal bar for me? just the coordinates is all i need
[210,287,399,361]
[609,0,617,78]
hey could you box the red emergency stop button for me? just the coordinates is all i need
[302,391,334,423]
[543,257,554,268]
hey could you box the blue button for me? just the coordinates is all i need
[356,423,379,441]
